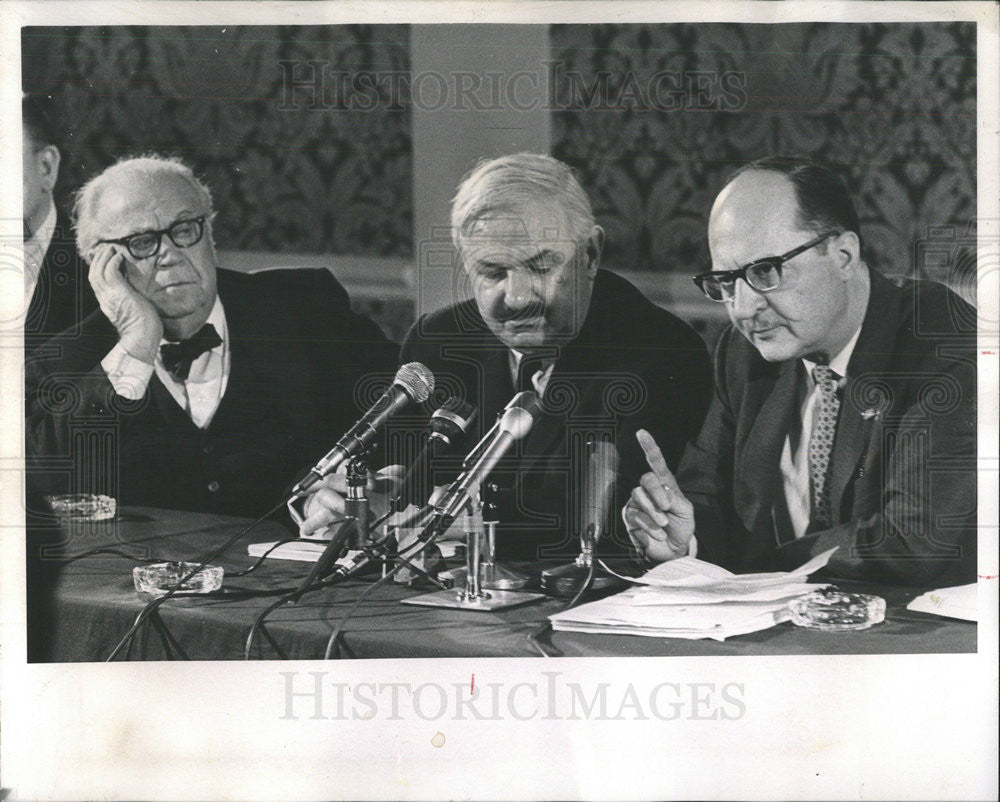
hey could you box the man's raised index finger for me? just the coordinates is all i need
[636,429,678,488]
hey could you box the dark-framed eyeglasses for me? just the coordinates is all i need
[98,216,207,260]
[692,230,840,303]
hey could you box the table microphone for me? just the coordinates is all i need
[291,362,434,498]
[460,390,542,471]
[391,397,477,512]
[421,391,542,537]
[541,436,623,597]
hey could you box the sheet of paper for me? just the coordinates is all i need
[603,546,838,590]
[906,583,978,621]
[630,582,826,606]
[555,548,838,639]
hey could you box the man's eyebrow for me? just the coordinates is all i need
[109,210,202,238]
[525,249,559,268]
[473,248,559,272]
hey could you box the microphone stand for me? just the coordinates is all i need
[401,487,544,611]
[292,454,373,598]
[541,437,626,597]
[480,481,531,590]
[539,521,624,597]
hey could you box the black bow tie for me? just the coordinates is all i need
[160,323,222,381]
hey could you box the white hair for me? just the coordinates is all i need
[450,152,596,257]
[73,154,215,261]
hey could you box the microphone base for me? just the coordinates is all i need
[401,587,545,611]
[448,562,533,590]
[540,561,626,598]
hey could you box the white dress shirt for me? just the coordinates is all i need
[780,326,862,539]
[508,349,556,397]
[100,297,231,429]
[23,197,57,308]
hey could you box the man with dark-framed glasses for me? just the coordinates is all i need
[25,154,396,518]
[625,157,977,584]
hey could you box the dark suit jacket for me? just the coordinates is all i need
[678,269,977,584]
[25,208,99,343]
[399,269,712,561]
[26,267,398,519]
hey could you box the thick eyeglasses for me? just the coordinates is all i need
[692,230,840,303]
[98,217,206,260]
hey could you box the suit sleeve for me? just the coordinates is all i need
[674,327,749,567]
[399,315,430,367]
[25,347,146,498]
[302,267,399,400]
[775,351,977,584]
[605,319,713,553]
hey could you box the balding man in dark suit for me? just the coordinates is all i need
[625,158,976,585]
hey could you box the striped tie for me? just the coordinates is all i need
[808,364,840,530]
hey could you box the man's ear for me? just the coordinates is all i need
[37,145,61,194]
[584,224,604,277]
[833,230,862,277]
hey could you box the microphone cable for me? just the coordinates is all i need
[527,559,597,659]
[322,528,447,660]
[244,509,452,659]
[106,497,289,661]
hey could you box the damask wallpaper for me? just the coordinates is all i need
[21,25,413,258]
[550,23,977,294]
[21,23,977,312]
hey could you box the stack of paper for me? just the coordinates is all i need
[906,583,977,621]
[549,548,837,641]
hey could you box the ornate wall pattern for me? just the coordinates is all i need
[21,25,413,258]
[550,23,977,294]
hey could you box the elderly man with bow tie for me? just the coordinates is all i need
[25,154,396,518]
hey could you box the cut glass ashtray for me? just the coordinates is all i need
[45,493,116,521]
[133,562,223,596]
[788,588,886,631]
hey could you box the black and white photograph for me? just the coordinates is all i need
[1,2,997,800]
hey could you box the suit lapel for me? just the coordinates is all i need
[477,345,515,436]
[206,273,271,433]
[827,270,900,517]
[739,358,800,538]
[147,373,198,430]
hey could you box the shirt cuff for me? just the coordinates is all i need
[287,495,307,527]
[100,342,155,400]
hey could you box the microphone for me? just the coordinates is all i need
[540,436,622,597]
[432,392,541,523]
[291,362,434,498]
[391,398,477,512]
[461,391,543,471]
[582,438,619,549]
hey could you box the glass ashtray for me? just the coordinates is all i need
[788,588,886,631]
[133,562,223,596]
[45,493,116,521]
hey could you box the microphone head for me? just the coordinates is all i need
[505,390,543,420]
[395,362,435,403]
[430,398,477,440]
[588,438,620,476]
[498,405,536,440]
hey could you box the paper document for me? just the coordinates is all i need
[551,548,837,640]
[906,583,977,622]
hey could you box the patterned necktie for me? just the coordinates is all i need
[160,323,222,382]
[807,364,841,530]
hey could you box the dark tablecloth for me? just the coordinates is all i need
[29,507,976,661]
